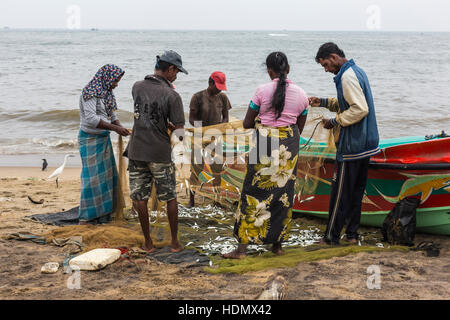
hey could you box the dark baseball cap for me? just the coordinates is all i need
[157,50,188,75]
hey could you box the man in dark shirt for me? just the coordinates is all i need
[125,50,187,253]
[189,71,231,127]
[188,71,232,207]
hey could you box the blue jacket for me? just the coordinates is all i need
[320,59,380,162]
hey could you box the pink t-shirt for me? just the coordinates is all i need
[251,79,308,127]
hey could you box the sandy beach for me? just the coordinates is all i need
[0,166,448,300]
[1,0,450,305]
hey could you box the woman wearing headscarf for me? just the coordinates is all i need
[78,64,129,225]
[223,52,309,258]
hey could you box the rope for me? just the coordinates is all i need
[299,120,322,150]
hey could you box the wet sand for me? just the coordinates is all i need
[0,168,449,300]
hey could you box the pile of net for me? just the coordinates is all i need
[43,222,146,252]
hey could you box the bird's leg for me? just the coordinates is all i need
[56,178,59,188]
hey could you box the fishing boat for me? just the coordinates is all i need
[185,124,450,235]
[294,135,450,235]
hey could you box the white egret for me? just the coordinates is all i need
[47,154,75,188]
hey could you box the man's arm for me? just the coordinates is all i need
[97,119,129,136]
[319,72,370,129]
[110,111,130,136]
[222,95,232,123]
[169,94,186,142]
[171,124,185,142]
[82,98,129,136]
[309,97,340,112]
[188,94,199,127]
[222,107,229,123]
[334,72,369,127]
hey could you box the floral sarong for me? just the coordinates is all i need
[233,124,300,244]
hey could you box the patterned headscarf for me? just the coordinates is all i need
[82,64,124,115]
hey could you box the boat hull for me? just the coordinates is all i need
[294,137,450,235]
[188,136,450,235]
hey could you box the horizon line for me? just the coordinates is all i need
[2,27,450,33]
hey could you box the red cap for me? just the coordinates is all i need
[210,71,227,91]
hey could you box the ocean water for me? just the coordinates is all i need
[0,29,449,166]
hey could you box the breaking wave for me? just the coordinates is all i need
[31,137,78,150]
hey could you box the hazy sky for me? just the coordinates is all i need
[1,0,449,31]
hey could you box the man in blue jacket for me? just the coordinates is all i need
[310,42,380,245]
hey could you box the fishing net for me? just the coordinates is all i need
[295,108,337,203]
[206,245,409,274]
[111,109,337,218]
[41,117,395,272]
[181,109,338,208]
[59,109,337,254]
[43,223,146,252]
[181,119,253,208]
[109,109,338,250]
[113,135,128,221]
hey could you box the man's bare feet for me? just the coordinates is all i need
[187,193,195,208]
[271,243,283,256]
[344,237,358,244]
[317,237,340,246]
[170,242,184,253]
[222,250,246,259]
[78,221,92,225]
[141,246,156,253]
[142,242,156,253]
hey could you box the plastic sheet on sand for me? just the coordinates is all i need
[27,207,79,226]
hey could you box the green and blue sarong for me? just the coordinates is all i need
[78,130,118,222]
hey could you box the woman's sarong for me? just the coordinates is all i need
[234,124,300,245]
[78,130,118,222]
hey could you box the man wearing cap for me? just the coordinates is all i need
[188,72,232,207]
[189,72,231,127]
[125,50,188,253]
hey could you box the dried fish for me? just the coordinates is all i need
[167,204,335,256]
[191,223,200,230]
